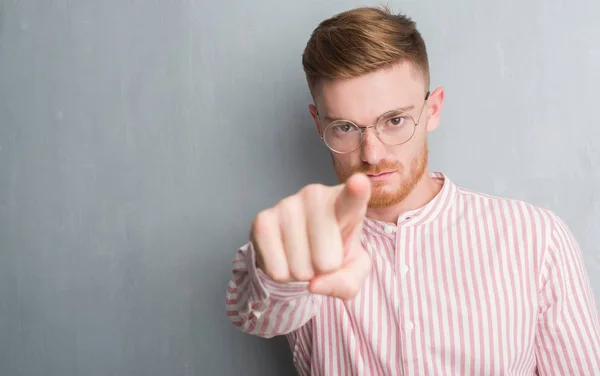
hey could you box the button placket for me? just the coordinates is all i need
[400,264,409,274]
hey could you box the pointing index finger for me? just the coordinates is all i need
[334,173,371,229]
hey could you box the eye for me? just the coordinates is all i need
[332,122,356,134]
[388,116,406,127]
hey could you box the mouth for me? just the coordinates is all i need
[366,171,395,181]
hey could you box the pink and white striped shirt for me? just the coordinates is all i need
[226,172,600,375]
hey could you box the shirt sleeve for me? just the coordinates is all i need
[225,241,323,338]
[535,213,600,375]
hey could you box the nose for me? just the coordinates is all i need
[359,127,385,165]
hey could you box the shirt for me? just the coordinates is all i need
[226,172,600,375]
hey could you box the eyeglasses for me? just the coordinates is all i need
[318,91,430,154]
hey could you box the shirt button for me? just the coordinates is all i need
[404,322,414,331]
[401,264,409,274]
[384,225,394,234]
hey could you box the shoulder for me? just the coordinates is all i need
[453,184,562,232]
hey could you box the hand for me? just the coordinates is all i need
[250,173,372,300]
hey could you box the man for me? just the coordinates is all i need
[226,6,600,375]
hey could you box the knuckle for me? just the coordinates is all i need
[300,183,327,201]
[339,275,360,298]
[268,268,290,283]
[347,283,360,297]
[314,256,342,274]
[277,195,302,218]
[336,285,358,300]
[289,267,314,282]
[252,209,273,236]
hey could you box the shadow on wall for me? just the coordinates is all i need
[284,92,338,189]
[238,105,328,376]
[270,336,298,374]
[199,31,334,373]
[299,122,335,178]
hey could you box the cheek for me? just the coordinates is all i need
[332,153,361,177]
[333,151,356,164]
[332,155,351,171]
[388,142,424,165]
[387,146,411,161]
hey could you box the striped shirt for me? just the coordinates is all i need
[226,172,600,375]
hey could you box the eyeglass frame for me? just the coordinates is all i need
[316,91,431,154]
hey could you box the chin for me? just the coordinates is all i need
[368,184,406,208]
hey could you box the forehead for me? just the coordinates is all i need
[316,62,425,123]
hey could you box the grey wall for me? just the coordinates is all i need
[0,0,598,375]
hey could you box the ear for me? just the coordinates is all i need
[425,87,445,132]
[309,104,323,135]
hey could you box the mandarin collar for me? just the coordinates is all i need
[362,172,457,237]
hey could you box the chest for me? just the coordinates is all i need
[360,224,541,314]
[312,226,541,373]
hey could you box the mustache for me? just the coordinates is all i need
[354,161,403,175]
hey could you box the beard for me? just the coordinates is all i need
[333,142,429,209]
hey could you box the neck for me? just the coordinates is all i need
[365,169,442,223]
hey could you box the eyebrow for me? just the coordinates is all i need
[324,105,415,123]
